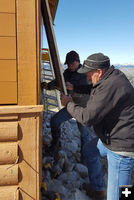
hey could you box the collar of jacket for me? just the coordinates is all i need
[93,66,115,88]
[76,64,82,72]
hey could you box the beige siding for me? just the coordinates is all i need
[0,82,17,104]
[17,0,38,105]
[0,0,17,104]
[0,60,16,81]
[0,13,16,36]
[0,0,15,13]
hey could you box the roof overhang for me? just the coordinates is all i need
[48,0,59,21]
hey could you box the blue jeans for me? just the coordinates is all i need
[50,107,92,155]
[83,137,134,200]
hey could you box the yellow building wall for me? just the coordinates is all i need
[0,0,41,105]
[0,0,58,105]
[0,0,17,104]
[17,0,41,105]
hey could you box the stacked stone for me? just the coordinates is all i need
[42,112,92,200]
[41,111,134,200]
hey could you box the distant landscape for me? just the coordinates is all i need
[42,63,134,87]
[115,65,134,86]
[62,64,134,86]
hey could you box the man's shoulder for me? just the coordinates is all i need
[64,68,69,73]
[63,68,70,76]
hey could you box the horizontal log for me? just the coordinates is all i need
[0,114,18,120]
[0,122,18,141]
[0,165,18,186]
[0,143,18,164]
[0,105,43,114]
[0,186,19,200]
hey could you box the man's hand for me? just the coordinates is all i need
[60,93,72,107]
[65,82,74,91]
[41,82,48,89]
[54,85,62,91]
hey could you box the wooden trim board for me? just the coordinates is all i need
[0,105,43,114]
[41,0,67,94]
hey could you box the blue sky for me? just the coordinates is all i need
[51,0,134,65]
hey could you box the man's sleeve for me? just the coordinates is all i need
[73,84,92,94]
[67,82,122,126]
[47,79,56,90]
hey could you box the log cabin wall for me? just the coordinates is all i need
[0,0,58,199]
[0,0,43,199]
[0,105,43,200]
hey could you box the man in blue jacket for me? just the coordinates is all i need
[61,53,134,200]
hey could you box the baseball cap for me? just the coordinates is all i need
[78,53,110,73]
[64,50,80,64]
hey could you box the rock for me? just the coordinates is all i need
[42,133,52,146]
[74,163,88,178]
[46,179,68,198]
[63,159,74,172]
[72,188,91,200]
[58,150,67,159]
[51,164,62,178]
[57,171,79,183]
[42,156,54,165]
[73,152,81,162]
[61,141,79,154]
[42,169,51,181]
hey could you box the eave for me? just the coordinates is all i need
[48,0,59,21]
